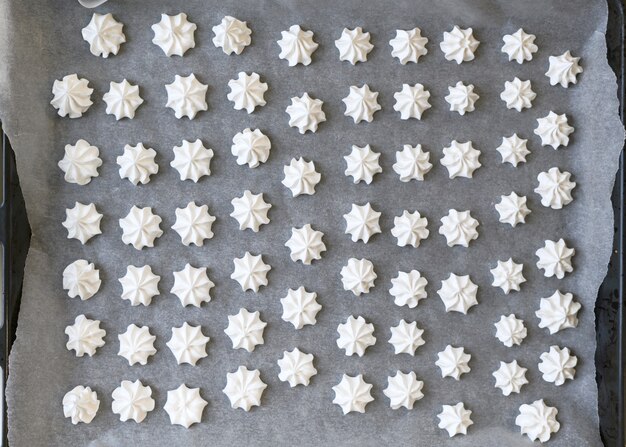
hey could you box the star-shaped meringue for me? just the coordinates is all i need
[50,74,93,118]
[212,16,251,55]
[535,239,575,279]
[389,28,428,64]
[496,134,530,167]
[280,287,321,329]
[440,140,481,178]
[171,264,214,307]
[103,79,143,120]
[389,270,428,308]
[500,77,536,112]
[231,128,271,168]
[341,258,376,296]
[342,85,381,123]
[117,143,158,185]
[383,371,424,410]
[391,210,429,248]
[494,314,527,347]
[440,26,479,63]
[493,360,528,396]
[285,224,326,265]
[227,72,267,114]
[438,403,473,437]
[389,320,425,355]
[286,93,326,133]
[119,206,163,250]
[335,27,373,64]
[65,314,106,357]
[171,202,216,246]
[344,144,381,184]
[392,144,432,182]
[343,202,381,243]
[166,322,210,365]
[231,252,271,292]
[277,348,317,387]
[516,399,561,442]
[62,386,100,424]
[393,83,431,120]
[170,139,213,182]
[534,167,576,209]
[445,81,479,115]
[282,157,320,196]
[538,346,577,386]
[63,259,101,301]
[336,315,376,356]
[534,111,574,149]
[223,366,267,411]
[151,13,196,57]
[495,192,531,227]
[117,324,156,366]
[536,290,581,334]
[58,139,102,185]
[277,25,318,66]
[81,13,125,58]
[119,265,160,306]
[437,273,478,314]
[332,374,374,414]
[164,385,207,428]
[436,345,471,380]
[165,74,208,119]
[230,190,271,232]
[439,209,479,247]
[224,308,267,352]
[501,28,537,64]
[62,202,102,244]
[546,51,583,88]
[111,380,155,423]
[490,258,526,294]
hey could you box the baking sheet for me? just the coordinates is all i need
[0,0,623,445]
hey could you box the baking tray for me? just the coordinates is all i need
[0,2,623,445]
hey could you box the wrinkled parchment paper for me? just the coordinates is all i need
[0,0,623,445]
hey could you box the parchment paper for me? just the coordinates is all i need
[0,0,623,446]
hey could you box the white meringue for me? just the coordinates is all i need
[516,399,560,443]
[535,167,576,209]
[165,74,208,119]
[171,139,213,182]
[336,315,376,356]
[496,134,530,167]
[285,224,326,265]
[164,384,207,428]
[335,27,373,64]
[231,252,271,292]
[103,80,143,120]
[63,259,101,300]
[383,371,424,410]
[437,273,478,314]
[227,72,267,114]
[495,192,530,227]
[546,51,583,88]
[445,81,479,115]
[62,202,102,244]
[391,210,429,248]
[117,143,158,185]
[344,145,381,184]
[342,85,381,123]
[493,360,528,396]
[82,13,125,58]
[500,78,536,112]
[277,348,317,387]
[436,345,471,380]
[535,239,575,279]
[282,157,320,196]
[332,374,374,414]
[437,403,473,437]
[280,287,322,329]
[167,322,210,366]
[341,258,377,296]
[231,128,271,168]
[539,346,577,385]
[171,264,214,308]
[223,366,267,411]
[212,16,251,55]
[534,111,574,149]
[536,290,581,334]
[63,386,99,424]
[119,265,160,306]
[112,380,154,423]
[393,144,432,182]
[343,202,381,243]
[440,26,479,64]
[151,13,196,57]
[501,28,537,64]
[172,202,216,246]
[390,270,428,308]
[494,314,527,347]
[119,206,163,250]
[490,258,526,294]
[439,209,479,247]
[225,308,266,352]
[50,74,93,118]
[393,83,431,120]
[230,190,271,232]
[389,320,425,355]
[65,314,106,357]
[58,139,102,185]
[440,140,481,178]
[117,324,156,366]
[286,93,326,134]
[277,25,318,66]
[390,28,428,64]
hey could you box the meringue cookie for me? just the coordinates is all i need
[493,360,528,396]
[440,140,481,178]
[335,27,373,64]
[65,314,106,357]
[494,314,527,347]
[231,128,271,168]
[112,380,155,423]
[58,139,102,185]
[280,287,322,329]
[390,28,428,64]
[336,315,376,356]
[117,324,156,366]
[172,202,216,246]
[436,345,471,380]
[282,157,320,196]
[231,252,271,292]
[119,206,163,250]
[383,371,424,410]
[439,209,479,247]
[165,74,208,119]
[277,348,317,387]
[437,273,478,314]
[63,202,102,244]
[225,308,266,352]
[501,28,537,64]
[63,259,101,300]
[164,384,207,428]
[342,85,381,123]
[171,139,213,182]
[151,13,196,57]
[50,74,93,118]
[393,144,432,182]
[277,25,318,66]
[440,26,479,64]
[495,192,531,227]
[539,346,577,385]
[343,203,381,243]
[227,72,267,114]
[286,93,326,133]
[546,51,583,88]
[167,323,210,366]
[536,239,575,279]
[496,134,530,166]
[117,143,158,185]
[103,80,143,120]
[437,403,473,437]
[535,167,576,209]
[390,270,428,308]
[536,290,581,334]
[393,83,431,120]
[341,258,377,296]
[223,366,267,411]
[490,258,526,294]
[534,111,574,149]
[212,16,251,55]
[82,13,125,58]
[516,399,560,443]
[445,82,479,115]
[285,224,326,265]
[389,320,425,355]
[119,265,160,306]
[344,145,381,184]
[391,211,429,248]
[63,386,99,424]
[171,264,214,307]
[230,190,271,232]
[501,78,536,112]
[332,374,374,414]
